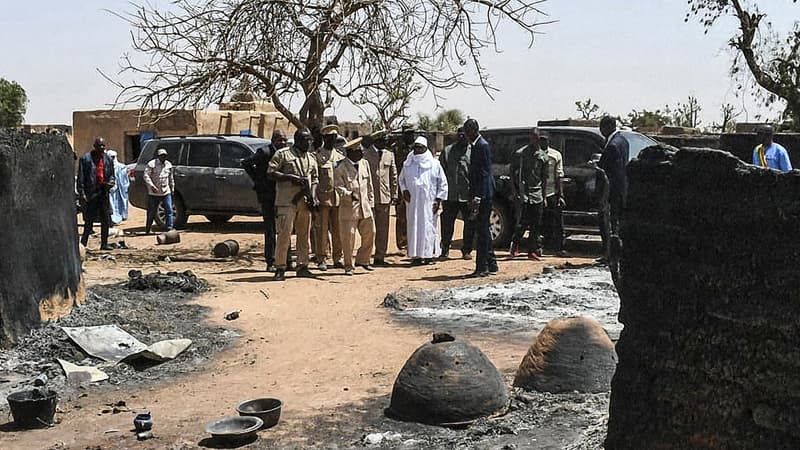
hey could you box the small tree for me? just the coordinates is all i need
[416,109,465,132]
[627,108,673,129]
[673,95,703,128]
[713,103,742,132]
[0,78,28,128]
[575,98,601,120]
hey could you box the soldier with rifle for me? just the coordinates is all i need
[267,128,320,281]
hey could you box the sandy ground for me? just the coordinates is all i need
[0,207,596,449]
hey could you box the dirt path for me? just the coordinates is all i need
[0,208,594,449]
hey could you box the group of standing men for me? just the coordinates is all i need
[243,118,506,280]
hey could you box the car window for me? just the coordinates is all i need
[482,131,529,165]
[563,136,602,166]
[153,142,183,165]
[621,132,658,161]
[187,142,220,168]
[220,143,253,168]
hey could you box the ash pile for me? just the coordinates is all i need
[0,278,234,413]
[126,270,208,293]
[607,147,800,448]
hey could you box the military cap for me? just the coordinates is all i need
[342,137,363,149]
[320,124,339,135]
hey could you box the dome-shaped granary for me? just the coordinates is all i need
[513,316,617,393]
[386,333,508,426]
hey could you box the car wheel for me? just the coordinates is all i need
[155,195,189,229]
[490,202,513,248]
[205,214,233,224]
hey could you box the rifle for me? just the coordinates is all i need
[290,159,318,212]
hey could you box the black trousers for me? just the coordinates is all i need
[475,200,498,273]
[441,201,475,254]
[81,194,110,247]
[599,195,622,258]
[261,202,277,266]
[512,202,543,254]
[543,195,564,252]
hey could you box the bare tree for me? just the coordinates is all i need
[575,98,601,120]
[713,103,742,132]
[687,0,800,126]
[108,0,550,128]
[353,66,421,131]
[673,95,703,128]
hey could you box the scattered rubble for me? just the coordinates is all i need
[0,280,235,414]
[125,270,208,293]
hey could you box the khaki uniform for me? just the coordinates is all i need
[363,145,397,261]
[313,147,345,264]
[334,158,376,270]
[267,146,319,270]
[393,142,413,249]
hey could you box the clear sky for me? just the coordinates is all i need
[1,0,797,128]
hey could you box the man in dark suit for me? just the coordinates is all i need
[464,118,498,278]
[77,137,116,250]
[597,116,629,258]
[243,129,288,272]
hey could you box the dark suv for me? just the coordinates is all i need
[129,135,270,228]
[481,126,658,245]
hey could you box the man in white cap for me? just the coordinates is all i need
[398,136,448,265]
[143,148,175,233]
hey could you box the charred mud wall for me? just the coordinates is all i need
[605,147,800,449]
[0,131,84,346]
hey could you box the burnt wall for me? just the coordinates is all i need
[605,146,800,449]
[0,131,84,346]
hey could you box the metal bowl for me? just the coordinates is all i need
[204,416,263,441]
[236,398,282,429]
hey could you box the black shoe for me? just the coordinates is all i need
[466,271,489,278]
[357,264,374,271]
[422,258,434,265]
[296,266,315,278]
[595,257,608,265]
[556,250,569,257]
[488,265,498,273]
[333,260,345,269]
[344,268,354,276]
[373,259,389,267]
[317,261,328,271]
[100,244,113,251]
[266,264,277,272]
[441,248,450,259]
[410,258,423,266]
[461,251,473,260]
[274,269,286,281]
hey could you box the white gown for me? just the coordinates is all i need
[399,151,449,258]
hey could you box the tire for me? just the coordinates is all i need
[205,214,233,224]
[490,202,513,248]
[155,195,189,229]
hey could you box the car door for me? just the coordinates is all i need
[182,141,220,210]
[216,142,260,212]
[560,133,603,212]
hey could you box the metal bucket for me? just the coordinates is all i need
[213,240,240,258]
[7,389,57,428]
[236,398,282,429]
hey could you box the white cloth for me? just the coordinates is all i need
[144,159,174,196]
[399,151,449,258]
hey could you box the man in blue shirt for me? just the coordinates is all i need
[753,125,792,172]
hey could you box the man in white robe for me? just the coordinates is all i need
[399,136,448,265]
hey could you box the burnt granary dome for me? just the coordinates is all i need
[386,333,508,426]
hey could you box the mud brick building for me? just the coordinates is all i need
[72,101,294,163]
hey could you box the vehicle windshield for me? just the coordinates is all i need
[621,131,658,161]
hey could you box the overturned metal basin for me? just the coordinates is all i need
[386,333,508,426]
